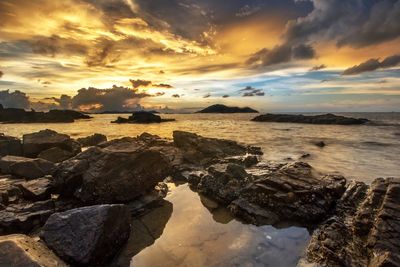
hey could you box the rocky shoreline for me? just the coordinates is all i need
[0,129,398,266]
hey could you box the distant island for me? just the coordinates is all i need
[112,111,175,124]
[0,104,91,123]
[196,104,259,113]
[252,113,369,125]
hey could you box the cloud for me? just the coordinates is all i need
[222,95,230,98]
[236,5,261,17]
[239,86,265,97]
[342,54,400,75]
[172,94,180,98]
[310,64,327,71]
[53,94,72,109]
[129,79,173,88]
[0,90,30,109]
[203,93,211,98]
[0,71,3,78]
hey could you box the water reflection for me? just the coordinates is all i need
[119,184,310,267]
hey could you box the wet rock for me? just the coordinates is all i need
[17,176,53,201]
[54,139,172,203]
[0,107,91,123]
[305,177,400,267]
[252,113,369,125]
[112,111,175,124]
[173,131,258,165]
[0,155,55,179]
[0,134,22,156]
[0,200,55,234]
[200,195,219,210]
[22,129,81,158]
[0,234,68,267]
[40,204,131,266]
[38,147,74,163]
[77,133,107,147]
[127,182,169,216]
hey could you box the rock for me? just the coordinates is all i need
[0,200,55,234]
[17,176,53,201]
[0,107,91,123]
[112,111,175,124]
[173,131,257,165]
[54,139,172,204]
[23,129,81,158]
[38,147,74,163]
[77,133,107,147]
[40,204,131,266]
[314,141,326,148]
[200,195,219,210]
[0,234,68,267]
[252,113,369,125]
[0,175,24,205]
[196,104,259,113]
[0,156,55,179]
[0,134,22,156]
[305,178,400,267]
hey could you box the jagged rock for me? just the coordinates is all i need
[173,131,259,165]
[112,111,175,124]
[305,178,400,267]
[0,107,91,123]
[77,133,107,147]
[40,204,131,266]
[0,200,55,234]
[0,155,55,179]
[0,134,22,156]
[54,138,172,203]
[0,234,68,267]
[252,113,369,125]
[17,176,53,201]
[38,147,74,163]
[0,175,24,205]
[22,129,81,158]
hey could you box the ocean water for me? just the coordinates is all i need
[1,113,399,266]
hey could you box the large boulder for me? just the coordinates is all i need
[54,138,172,204]
[173,131,261,165]
[0,234,67,267]
[38,147,74,163]
[17,176,53,201]
[77,133,107,147]
[252,113,369,125]
[0,156,55,179]
[40,204,131,266]
[304,178,400,267]
[0,200,55,234]
[22,129,81,158]
[0,134,22,156]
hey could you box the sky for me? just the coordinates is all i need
[0,0,400,112]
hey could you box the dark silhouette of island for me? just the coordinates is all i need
[112,111,175,124]
[252,113,369,125]
[0,104,91,123]
[196,104,259,113]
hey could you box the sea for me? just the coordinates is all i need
[1,112,399,266]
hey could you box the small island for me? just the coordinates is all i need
[0,104,91,123]
[252,113,369,125]
[112,111,175,124]
[196,104,259,114]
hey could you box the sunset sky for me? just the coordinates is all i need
[0,0,399,112]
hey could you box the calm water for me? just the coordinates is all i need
[1,113,399,267]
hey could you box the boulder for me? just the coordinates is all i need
[40,204,131,266]
[22,129,81,158]
[252,113,369,125]
[0,175,24,205]
[77,133,107,147]
[0,200,55,234]
[305,178,400,266]
[17,176,53,201]
[38,147,74,163]
[112,111,175,124]
[0,234,67,267]
[54,139,172,204]
[173,131,259,165]
[0,134,22,156]
[0,156,55,179]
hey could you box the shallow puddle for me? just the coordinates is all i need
[114,183,311,267]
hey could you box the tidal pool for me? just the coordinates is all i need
[114,183,311,267]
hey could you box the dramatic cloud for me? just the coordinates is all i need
[240,86,265,97]
[236,5,261,17]
[0,90,30,109]
[310,64,327,71]
[53,94,72,109]
[343,55,400,75]
[129,79,173,89]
